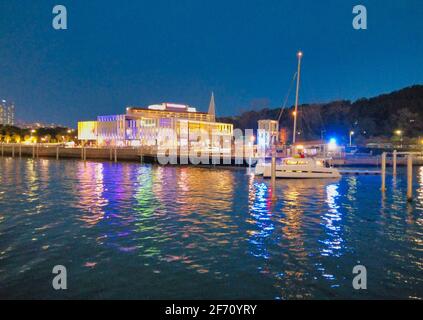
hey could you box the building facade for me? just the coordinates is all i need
[78,99,233,149]
[0,100,15,126]
[77,121,97,141]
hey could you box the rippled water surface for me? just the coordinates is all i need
[0,158,422,299]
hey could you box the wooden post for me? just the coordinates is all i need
[114,148,117,163]
[36,144,39,158]
[110,148,113,161]
[407,154,413,202]
[12,145,15,158]
[19,144,22,158]
[81,147,84,160]
[84,147,87,161]
[392,150,397,175]
[381,152,386,192]
[32,145,35,158]
[1,144,3,157]
[271,154,276,199]
[56,146,59,160]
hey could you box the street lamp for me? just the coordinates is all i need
[349,131,354,147]
[30,129,37,144]
[395,130,403,148]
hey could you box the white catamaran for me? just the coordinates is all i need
[255,157,341,179]
[254,51,341,179]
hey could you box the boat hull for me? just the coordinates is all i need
[260,164,341,179]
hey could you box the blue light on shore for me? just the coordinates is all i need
[328,138,337,151]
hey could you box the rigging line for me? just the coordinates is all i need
[277,71,298,123]
[314,105,326,140]
[303,107,314,138]
[318,106,325,130]
[299,104,312,138]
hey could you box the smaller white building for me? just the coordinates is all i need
[258,120,279,149]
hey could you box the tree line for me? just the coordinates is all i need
[218,85,423,145]
[0,125,75,143]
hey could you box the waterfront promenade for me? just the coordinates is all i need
[1,143,423,167]
[0,143,250,166]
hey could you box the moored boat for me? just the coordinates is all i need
[255,157,341,179]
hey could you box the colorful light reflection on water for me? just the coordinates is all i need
[0,158,422,299]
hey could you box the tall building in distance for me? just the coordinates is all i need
[0,100,15,126]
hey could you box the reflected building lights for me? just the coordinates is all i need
[248,181,274,260]
[416,167,423,211]
[77,162,108,226]
[320,183,344,258]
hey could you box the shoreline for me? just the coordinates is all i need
[1,143,423,167]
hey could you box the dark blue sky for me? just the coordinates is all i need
[0,0,422,127]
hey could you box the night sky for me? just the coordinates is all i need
[0,0,422,127]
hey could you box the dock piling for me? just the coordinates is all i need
[271,155,276,199]
[12,145,15,158]
[407,155,413,202]
[19,144,22,158]
[248,157,251,173]
[1,144,3,157]
[114,148,117,163]
[393,150,397,175]
[56,146,59,160]
[381,152,386,192]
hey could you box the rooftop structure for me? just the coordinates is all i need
[208,92,216,122]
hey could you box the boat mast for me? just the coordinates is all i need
[292,51,303,144]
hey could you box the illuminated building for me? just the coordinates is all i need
[77,95,233,148]
[0,100,15,126]
[257,120,279,149]
[78,121,98,141]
